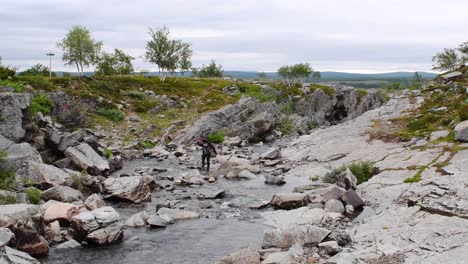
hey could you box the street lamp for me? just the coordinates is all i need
[46,53,54,78]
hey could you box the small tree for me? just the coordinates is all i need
[432,48,459,71]
[57,25,103,77]
[145,26,192,81]
[291,63,313,86]
[95,49,134,76]
[194,60,223,78]
[0,56,16,80]
[459,41,468,66]
[278,65,292,86]
[19,64,56,77]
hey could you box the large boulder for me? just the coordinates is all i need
[65,143,109,175]
[0,246,40,264]
[270,193,310,210]
[43,202,80,223]
[0,227,14,247]
[454,120,468,142]
[40,186,83,203]
[84,194,106,210]
[15,161,79,189]
[10,223,49,256]
[0,134,42,170]
[0,204,40,228]
[156,208,200,221]
[71,206,123,245]
[263,226,331,248]
[0,92,31,142]
[102,176,152,203]
[124,211,149,227]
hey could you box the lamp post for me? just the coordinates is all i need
[46,53,54,78]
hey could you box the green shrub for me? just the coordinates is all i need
[96,108,125,122]
[25,187,41,204]
[278,117,296,135]
[0,195,17,205]
[207,131,224,143]
[310,84,335,97]
[0,65,16,80]
[237,83,277,102]
[127,91,145,99]
[71,174,81,189]
[134,99,158,113]
[310,175,319,181]
[0,80,24,92]
[280,101,294,115]
[137,140,156,149]
[0,150,16,191]
[29,94,54,115]
[323,165,346,184]
[17,76,58,91]
[348,161,377,184]
[104,148,113,159]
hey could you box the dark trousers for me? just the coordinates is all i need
[202,153,211,171]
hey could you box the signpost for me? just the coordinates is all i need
[46,52,54,78]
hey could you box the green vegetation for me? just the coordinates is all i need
[57,25,103,76]
[145,26,193,81]
[17,75,58,91]
[432,41,467,71]
[280,101,294,115]
[95,49,134,76]
[96,108,125,122]
[193,60,223,78]
[310,84,335,97]
[323,165,346,184]
[348,161,377,184]
[29,94,54,115]
[0,56,16,80]
[0,79,24,92]
[310,175,319,181]
[0,194,17,205]
[0,150,16,191]
[137,140,156,149]
[278,117,296,135]
[237,83,277,102]
[278,63,318,87]
[403,166,427,183]
[357,89,368,102]
[104,148,113,159]
[71,174,81,189]
[25,187,42,204]
[18,63,55,77]
[207,131,224,143]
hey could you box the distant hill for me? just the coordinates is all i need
[53,70,437,81]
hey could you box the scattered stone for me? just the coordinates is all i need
[454,120,468,142]
[56,239,81,249]
[84,194,106,211]
[196,188,226,199]
[336,168,357,190]
[341,189,364,208]
[261,251,291,264]
[156,208,200,221]
[102,176,152,203]
[216,245,261,264]
[261,148,282,160]
[65,143,110,175]
[124,211,149,227]
[318,241,341,255]
[41,186,83,203]
[263,226,331,248]
[270,193,310,210]
[238,170,256,180]
[322,186,346,203]
[325,199,345,213]
[147,215,167,228]
[264,175,286,185]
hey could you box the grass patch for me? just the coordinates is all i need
[237,83,277,102]
[29,94,54,116]
[278,117,296,135]
[323,165,347,184]
[0,195,17,205]
[207,131,224,143]
[0,150,16,191]
[104,148,113,159]
[310,84,335,97]
[17,76,58,91]
[0,79,24,92]
[25,187,41,204]
[137,140,156,149]
[71,174,81,189]
[348,161,377,184]
[96,108,125,122]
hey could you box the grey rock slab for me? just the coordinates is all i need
[65,143,109,175]
[156,208,200,221]
[40,185,83,203]
[261,251,291,264]
[325,199,345,213]
[147,215,167,228]
[56,239,81,249]
[261,148,282,160]
[322,186,346,202]
[102,176,151,203]
[341,189,364,208]
[263,225,331,248]
[84,193,106,211]
[0,92,31,142]
[15,161,78,189]
[270,193,309,210]
[0,227,14,247]
[216,245,261,264]
[454,120,468,142]
[430,130,450,141]
[124,211,149,227]
[0,246,40,264]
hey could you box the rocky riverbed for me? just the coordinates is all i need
[1,73,468,263]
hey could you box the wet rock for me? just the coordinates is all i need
[261,251,291,264]
[71,206,123,245]
[124,211,149,227]
[238,170,256,180]
[56,239,81,249]
[147,215,167,228]
[102,176,152,203]
[0,227,14,246]
[84,194,106,211]
[15,161,78,189]
[261,148,282,160]
[216,245,261,264]
[10,223,49,256]
[0,246,40,264]
[454,120,468,142]
[43,202,80,223]
[156,208,200,221]
[65,143,110,175]
[318,241,341,255]
[0,92,31,142]
[270,193,310,210]
[324,199,345,213]
[341,189,364,208]
[263,226,331,248]
[264,175,286,185]
[41,186,83,203]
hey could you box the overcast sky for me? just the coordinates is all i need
[1,0,467,73]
